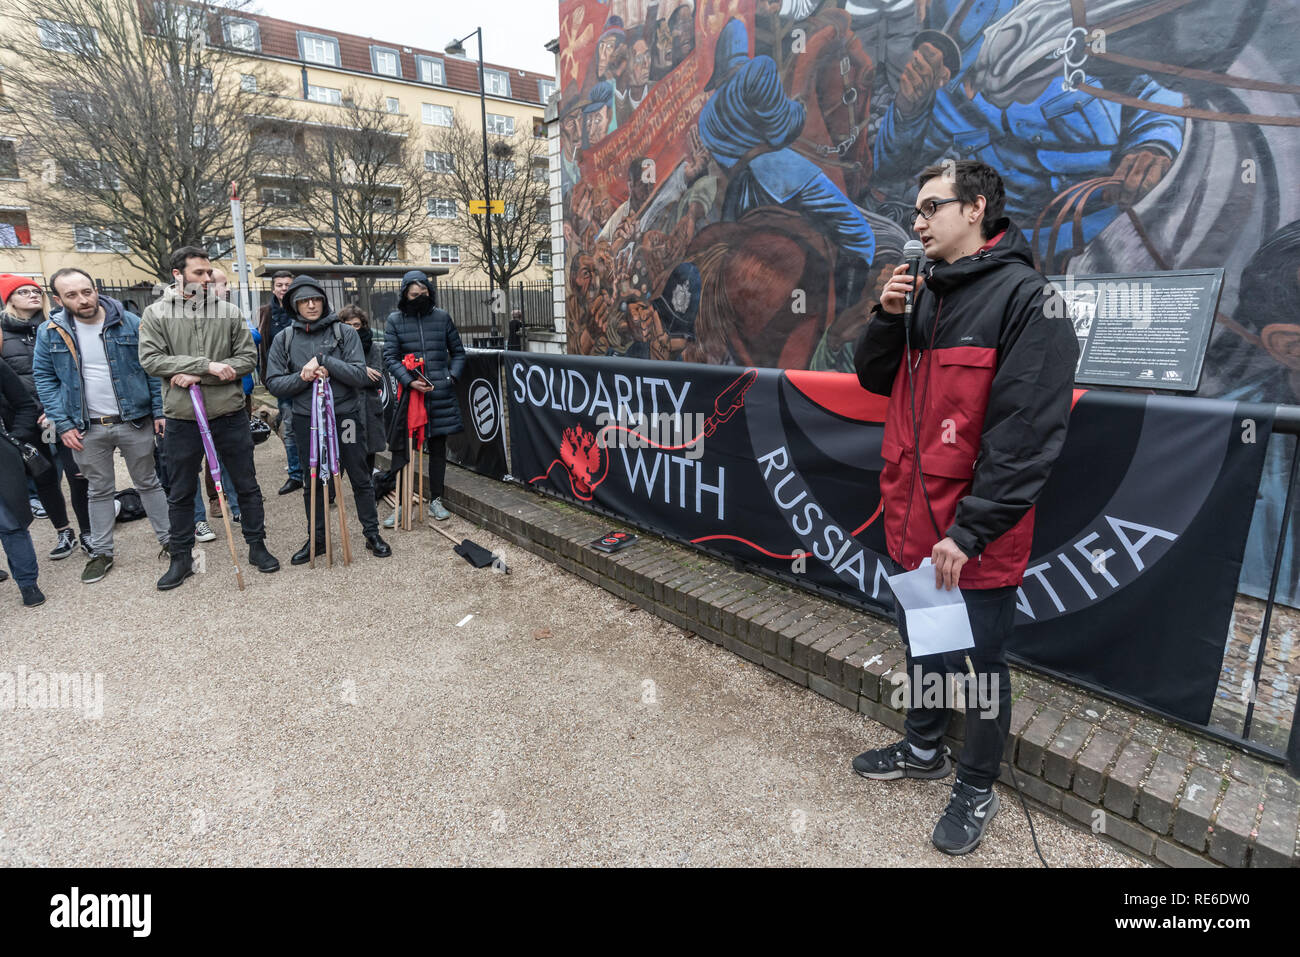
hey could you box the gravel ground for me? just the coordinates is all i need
[0,440,1140,867]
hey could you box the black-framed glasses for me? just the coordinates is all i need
[909,197,962,226]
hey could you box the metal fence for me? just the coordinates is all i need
[99,278,556,344]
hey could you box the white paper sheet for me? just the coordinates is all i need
[885,559,975,658]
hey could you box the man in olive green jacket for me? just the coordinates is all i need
[138,245,279,590]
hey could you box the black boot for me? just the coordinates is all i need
[291,539,327,566]
[249,540,280,573]
[157,552,194,591]
[365,534,392,557]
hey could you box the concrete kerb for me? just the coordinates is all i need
[440,464,1299,868]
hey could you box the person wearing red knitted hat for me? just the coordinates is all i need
[0,274,88,560]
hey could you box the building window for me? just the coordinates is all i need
[223,17,259,52]
[196,68,214,93]
[254,132,297,156]
[428,197,458,219]
[74,224,129,253]
[38,19,98,54]
[0,140,17,179]
[416,56,444,85]
[485,113,514,136]
[259,186,297,206]
[192,123,218,148]
[385,97,400,114]
[297,32,339,66]
[538,79,557,103]
[534,201,549,226]
[0,210,32,247]
[531,163,548,183]
[154,3,204,40]
[51,89,104,120]
[431,244,460,264]
[62,159,120,190]
[533,116,547,139]
[204,235,234,260]
[307,85,343,105]
[371,195,397,211]
[264,233,313,259]
[240,74,258,93]
[422,104,453,127]
[482,68,511,97]
[371,46,401,77]
[538,247,552,266]
[425,151,454,174]
[490,158,516,180]
[492,247,522,269]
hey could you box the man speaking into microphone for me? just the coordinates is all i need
[852,160,1078,855]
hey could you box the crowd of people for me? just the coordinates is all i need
[0,249,468,607]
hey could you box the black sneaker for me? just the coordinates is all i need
[79,532,93,555]
[852,739,952,780]
[932,780,1000,855]
[50,528,77,560]
[21,585,46,607]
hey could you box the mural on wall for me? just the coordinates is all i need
[558,0,1300,603]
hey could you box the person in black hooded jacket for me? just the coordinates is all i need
[381,270,466,523]
[265,276,391,563]
[0,358,45,605]
[0,275,88,558]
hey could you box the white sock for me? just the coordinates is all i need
[909,743,937,761]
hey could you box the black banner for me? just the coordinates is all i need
[506,353,1272,725]
[447,350,508,481]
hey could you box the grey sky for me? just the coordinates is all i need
[252,0,561,77]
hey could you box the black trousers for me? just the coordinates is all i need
[292,413,380,539]
[424,434,447,499]
[56,443,91,533]
[899,581,1017,791]
[163,411,266,554]
[31,442,70,530]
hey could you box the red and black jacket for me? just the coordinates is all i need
[854,218,1079,588]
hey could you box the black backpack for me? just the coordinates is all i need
[115,488,146,522]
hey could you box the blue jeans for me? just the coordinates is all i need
[193,462,240,521]
[0,495,39,588]
[280,398,302,481]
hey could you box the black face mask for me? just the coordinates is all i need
[403,292,432,315]
[357,326,374,353]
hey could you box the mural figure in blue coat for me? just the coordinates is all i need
[872,0,1184,264]
[698,18,877,281]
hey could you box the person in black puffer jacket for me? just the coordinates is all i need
[265,276,391,563]
[0,274,86,559]
[0,357,45,605]
[381,270,466,523]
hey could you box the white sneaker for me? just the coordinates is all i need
[382,507,399,529]
[194,521,217,543]
[428,497,450,521]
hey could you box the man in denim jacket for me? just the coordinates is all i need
[32,267,170,584]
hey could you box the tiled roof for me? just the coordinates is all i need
[180,5,555,105]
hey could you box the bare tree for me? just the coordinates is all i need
[0,0,298,278]
[426,112,551,306]
[290,91,433,266]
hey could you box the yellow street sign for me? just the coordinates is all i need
[470,200,505,215]
[490,200,505,214]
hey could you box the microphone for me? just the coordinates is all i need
[902,239,925,316]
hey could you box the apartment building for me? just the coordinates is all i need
[0,2,556,286]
